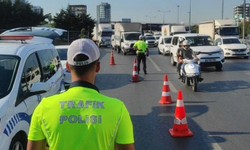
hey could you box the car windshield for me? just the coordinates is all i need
[223,38,241,44]
[145,36,155,40]
[0,55,19,99]
[164,37,172,43]
[220,27,239,36]
[185,36,214,46]
[124,33,141,40]
[101,31,113,37]
[57,48,68,60]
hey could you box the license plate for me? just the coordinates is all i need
[205,59,216,62]
[235,52,243,54]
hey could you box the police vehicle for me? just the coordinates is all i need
[0,27,66,150]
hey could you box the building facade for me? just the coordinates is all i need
[69,5,87,16]
[97,2,111,23]
[233,3,250,25]
[31,5,43,14]
[10,0,25,3]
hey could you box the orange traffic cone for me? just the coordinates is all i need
[110,51,115,65]
[159,75,173,104]
[169,90,193,137]
[130,58,140,82]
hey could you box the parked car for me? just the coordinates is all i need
[0,27,66,150]
[144,36,156,47]
[158,36,172,55]
[215,37,249,59]
[154,35,161,47]
[56,45,71,87]
[169,33,225,70]
[144,33,153,36]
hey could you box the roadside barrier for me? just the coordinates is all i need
[169,90,193,137]
[110,51,116,65]
[130,58,140,82]
[159,75,173,104]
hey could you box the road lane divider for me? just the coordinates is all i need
[148,56,161,71]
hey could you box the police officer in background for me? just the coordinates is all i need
[133,35,149,74]
[27,39,135,150]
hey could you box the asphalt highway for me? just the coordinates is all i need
[96,47,250,150]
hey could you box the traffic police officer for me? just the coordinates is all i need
[133,35,149,74]
[27,39,135,150]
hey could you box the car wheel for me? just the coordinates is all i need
[158,48,161,54]
[170,54,176,66]
[122,48,127,55]
[215,64,222,71]
[9,132,27,150]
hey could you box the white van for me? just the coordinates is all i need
[157,36,172,55]
[169,33,225,70]
[0,27,66,150]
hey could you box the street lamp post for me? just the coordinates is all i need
[243,0,246,40]
[222,0,224,19]
[146,15,156,32]
[177,5,180,24]
[158,10,171,24]
[189,0,192,31]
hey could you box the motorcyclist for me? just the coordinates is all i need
[177,40,203,82]
[176,38,184,77]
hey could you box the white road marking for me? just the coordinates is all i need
[169,81,177,93]
[148,56,161,71]
[203,132,223,150]
[147,57,178,93]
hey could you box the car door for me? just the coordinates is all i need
[170,36,179,63]
[37,48,64,97]
[158,37,164,52]
[18,52,41,115]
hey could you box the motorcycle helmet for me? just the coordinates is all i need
[182,40,190,50]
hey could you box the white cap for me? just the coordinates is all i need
[139,35,144,39]
[67,39,100,66]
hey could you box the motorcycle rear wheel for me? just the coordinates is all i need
[191,77,198,92]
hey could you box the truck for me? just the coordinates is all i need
[199,19,239,40]
[112,22,142,55]
[161,24,186,36]
[92,23,113,47]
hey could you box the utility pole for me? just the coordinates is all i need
[146,15,156,32]
[222,0,224,19]
[243,0,246,40]
[189,0,191,31]
[177,5,180,24]
[158,10,170,25]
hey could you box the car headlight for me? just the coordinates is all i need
[224,48,232,51]
[125,42,130,46]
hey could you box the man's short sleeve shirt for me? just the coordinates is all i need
[28,81,134,150]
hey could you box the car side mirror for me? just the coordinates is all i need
[120,39,123,42]
[30,82,51,95]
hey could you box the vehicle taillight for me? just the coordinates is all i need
[0,35,34,40]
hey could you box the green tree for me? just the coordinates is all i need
[0,0,45,29]
[79,28,88,38]
[53,5,95,38]
[238,21,250,38]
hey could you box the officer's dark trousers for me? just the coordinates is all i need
[137,53,146,73]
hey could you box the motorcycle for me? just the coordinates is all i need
[179,58,202,92]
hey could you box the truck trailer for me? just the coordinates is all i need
[112,22,142,55]
[199,19,239,40]
[161,24,186,37]
[92,23,113,47]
